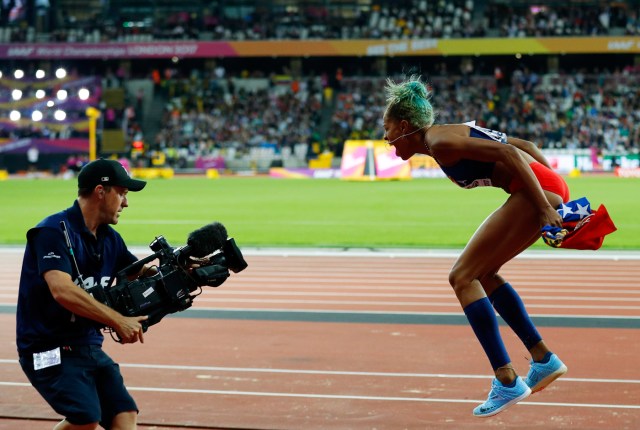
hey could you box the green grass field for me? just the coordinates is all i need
[0,176,637,249]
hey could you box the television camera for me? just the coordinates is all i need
[79,222,248,335]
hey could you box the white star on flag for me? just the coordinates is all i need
[574,202,591,219]
[558,203,573,217]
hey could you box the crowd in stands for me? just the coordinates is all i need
[503,66,640,152]
[135,63,638,171]
[148,70,325,169]
[2,1,640,43]
[3,63,638,172]
[487,3,630,37]
[2,61,639,173]
[329,67,640,154]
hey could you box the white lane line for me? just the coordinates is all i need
[2,359,640,385]
[120,365,640,386]
[0,381,638,409]
[185,308,640,320]
[229,280,640,288]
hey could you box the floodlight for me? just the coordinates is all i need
[78,88,90,100]
[32,111,43,121]
[54,110,66,121]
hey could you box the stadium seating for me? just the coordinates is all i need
[1,1,639,174]
[1,1,637,43]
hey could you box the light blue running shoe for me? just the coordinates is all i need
[473,377,531,417]
[524,353,568,393]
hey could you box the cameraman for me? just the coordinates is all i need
[16,158,152,430]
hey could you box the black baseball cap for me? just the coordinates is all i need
[78,158,147,192]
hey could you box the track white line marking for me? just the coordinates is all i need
[2,359,640,385]
[0,381,638,409]
[183,308,640,320]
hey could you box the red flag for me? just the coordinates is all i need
[559,204,617,250]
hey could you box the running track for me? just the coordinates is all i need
[0,247,639,430]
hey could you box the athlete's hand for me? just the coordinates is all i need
[540,205,562,229]
[114,315,148,344]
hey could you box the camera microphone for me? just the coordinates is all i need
[186,222,228,257]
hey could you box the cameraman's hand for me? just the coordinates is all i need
[129,263,158,280]
[187,256,203,273]
[114,315,148,344]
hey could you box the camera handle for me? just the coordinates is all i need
[106,251,161,290]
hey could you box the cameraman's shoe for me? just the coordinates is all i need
[524,352,567,393]
[473,377,530,417]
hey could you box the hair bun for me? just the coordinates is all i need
[406,80,429,99]
[384,75,435,128]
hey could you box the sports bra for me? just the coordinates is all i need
[438,124,508,189]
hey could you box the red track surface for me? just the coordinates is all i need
[1,249,639,429]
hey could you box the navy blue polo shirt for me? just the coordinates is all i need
[16,200,139,353]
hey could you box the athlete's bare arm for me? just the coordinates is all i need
[506,137,551,169]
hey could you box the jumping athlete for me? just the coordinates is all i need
[382,75,568,417]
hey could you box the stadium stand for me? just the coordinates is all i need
[151,72,324,171]
[1,1,638,43]
[1,1,639,174]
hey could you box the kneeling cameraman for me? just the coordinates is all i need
[17,159,152,430]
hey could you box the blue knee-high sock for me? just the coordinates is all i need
[489,282,542,350]
[463,297,511,371]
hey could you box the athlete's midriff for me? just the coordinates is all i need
[509,162,570,202]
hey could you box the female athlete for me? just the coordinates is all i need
[382,75,568,417]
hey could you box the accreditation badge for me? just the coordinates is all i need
[33,347,61,370]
